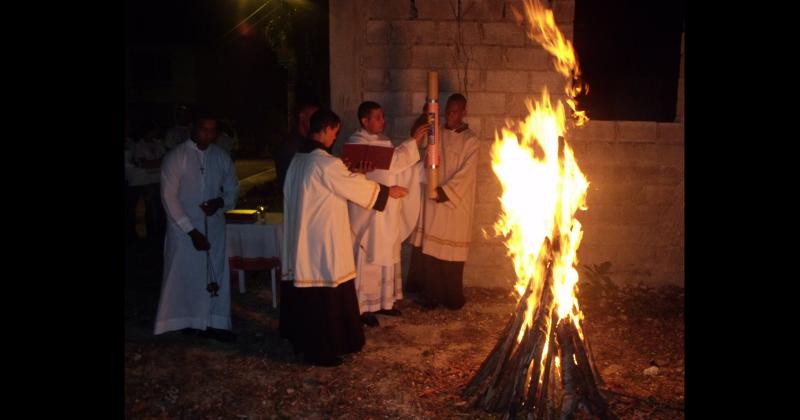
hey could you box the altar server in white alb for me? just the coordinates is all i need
[346,101,428,327]
[280,108,409,367]
[154,112,240,342]
[407,93,479,310]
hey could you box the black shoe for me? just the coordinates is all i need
[361,313,380,327]
[377,308,402,317]
[201,328,237,343]
[304,355,343,367]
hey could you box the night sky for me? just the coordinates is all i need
[125,0,329,157]
[125,0,240,45]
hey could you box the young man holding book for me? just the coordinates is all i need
[345,101,429,326]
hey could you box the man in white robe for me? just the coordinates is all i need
[280,108,409,366]
[154,114,240,341]
[346,101,428,326]
[408,93,479,310]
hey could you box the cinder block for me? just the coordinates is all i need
[466,92,508,115]
[616,121,657,143]
[654,166,683,186]
[363,69,388,90]
[486,70,530,92]
[439,69,482,92]
[656,123,684,144]
[529,71,566,94]
[481,116,515,140]
[469,46,506,69]
[412,45,455,69]
[568,120,616,142]
[363,0,408,20]
[390,20,436,44]
[416,0,459,20]
[366,20,390,44]
[389,69,428,91]
[505,47,551,70]
[362,45,412,68]
[482,22,526,46]
[462,0,507,22]
[436,21,482,45]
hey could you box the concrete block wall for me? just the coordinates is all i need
[331,0,684,288]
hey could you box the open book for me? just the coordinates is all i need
[341,143,394,170]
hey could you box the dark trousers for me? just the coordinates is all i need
[279,279,365,360]
[407,246,466,309]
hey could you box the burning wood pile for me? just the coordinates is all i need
[462,1,614,418]
[462,231,613,418]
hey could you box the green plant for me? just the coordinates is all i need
[581,261,617,292]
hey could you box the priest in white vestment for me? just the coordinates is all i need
[408,94,479,310]
[154,115,240,342]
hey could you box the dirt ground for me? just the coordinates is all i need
[124,242,684,419]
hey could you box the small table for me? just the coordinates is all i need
[226,213,283,308]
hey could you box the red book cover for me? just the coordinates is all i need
[341,143,394,170]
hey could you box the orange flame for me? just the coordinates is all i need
[493,0,589,356]
[517,0,589,126]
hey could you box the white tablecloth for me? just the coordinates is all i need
[226,221,283,267]
[225,213,283,306]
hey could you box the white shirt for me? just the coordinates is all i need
[131,138,166,185]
